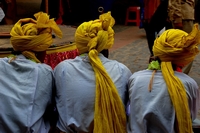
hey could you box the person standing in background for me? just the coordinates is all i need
[168,0,195,33]
[139,0,170,56]
[0,0,16,24]
[168,0,195,74]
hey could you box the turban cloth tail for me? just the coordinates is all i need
[153,24,200,133]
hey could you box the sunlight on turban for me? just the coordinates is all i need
[10,12,63,63]
[152,23,200,133]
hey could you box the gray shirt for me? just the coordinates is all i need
[0,55,54,133]
[54,53,132,132]
[127,70,200,133]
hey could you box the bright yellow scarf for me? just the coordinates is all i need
[10,12,63,63]
[153,24,200,133]
[75,12,127,133]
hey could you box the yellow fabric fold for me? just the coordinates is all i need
[153,24,200,67]
[161,62,192,133]
[10,12,63,63]
[89,49,127,133]
[75,11,127,133]
[153,23,200,133]
[75,12,115,54]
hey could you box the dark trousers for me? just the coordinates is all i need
[144,0,171,55]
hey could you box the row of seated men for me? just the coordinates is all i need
[0,11,200,133]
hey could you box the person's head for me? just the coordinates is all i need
[74,11,115,55]
[153,24,200,67]
[152,23,200,133]
[73,12,127,133]
[10,12,62,63]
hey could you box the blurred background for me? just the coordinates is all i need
[1,0,141,26]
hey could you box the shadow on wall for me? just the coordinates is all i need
[39,0,142,26]
[111,0,140,24]
[14,0,142,25]
[195,0,200,23]
[15,0,42,22]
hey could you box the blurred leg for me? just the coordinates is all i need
[145,0,169,55]
[183,61,193,75]
[182,20,194,33]
[182,20,194,74]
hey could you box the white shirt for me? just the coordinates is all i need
[54,53,132,132]
[0,55,54,133]
[127,70,200,133]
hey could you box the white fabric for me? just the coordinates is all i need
[0,55,54,133]
[0,7,5,22]
[127,70,200,133]
[54,53,132,132]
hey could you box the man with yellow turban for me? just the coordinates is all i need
[0,12,62,133]
[54,11,132,133]
[127,24,200,133]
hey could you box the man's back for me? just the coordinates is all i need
[0,55,54,133]
[127,70,200,133]
[54,53,132,132]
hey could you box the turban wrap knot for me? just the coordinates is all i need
[10,12,63,63]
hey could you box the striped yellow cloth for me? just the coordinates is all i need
[75,11,127,133]
[153,23,200,133]
[10,12,62,63]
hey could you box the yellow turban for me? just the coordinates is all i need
[75,11,115,54]
[153,24,200,67]
[10,12,63,63]
[75,12,127,133]
[153,24,200,133]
